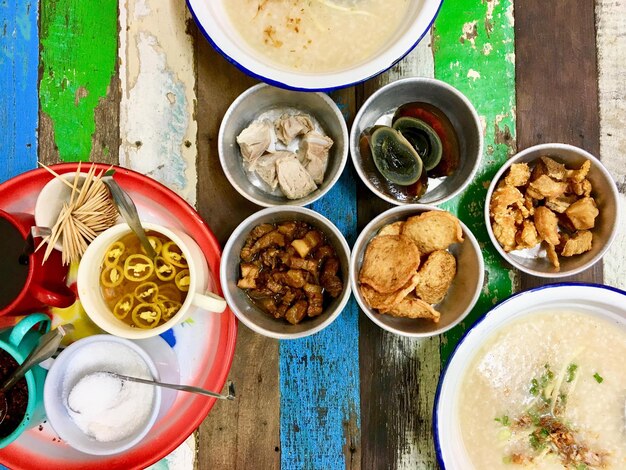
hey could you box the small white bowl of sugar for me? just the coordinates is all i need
[43,335,161,455]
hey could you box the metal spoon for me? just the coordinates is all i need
[102,176,157,259]
[68,372,235,411]
[0,324,73,424]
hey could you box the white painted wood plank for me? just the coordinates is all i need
[596,0,626,290]
[119,0,198,205]
[118,1,198,466]
[372,37,442,470]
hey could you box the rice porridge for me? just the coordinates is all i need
[224,0,413,72]
[459,311,626,469]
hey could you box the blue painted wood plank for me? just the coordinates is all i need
[279,100,360,469]
[0,0,38,182]
[0,0,38,460]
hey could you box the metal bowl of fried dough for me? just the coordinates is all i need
[350,205,484,338]
[485,143,620,277]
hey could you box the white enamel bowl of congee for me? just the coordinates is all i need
[187,0,444,91]
[434,283,626,469]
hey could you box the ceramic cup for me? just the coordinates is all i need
[0,314,51,448]
[43,335,162,455]
[0,210,75,316]
[77,222,227,339]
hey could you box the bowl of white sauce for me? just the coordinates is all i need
[43,335,161,455]
[187,0,444,91]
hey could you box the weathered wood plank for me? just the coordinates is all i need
[118,0,197,205]
[359,39,441,470]
[596,0,626,291]
[193,26,281,470]
[515,0,602,289]
[38,0,118,164]
[0,0,39,180]
[279,87,360,470]
[434,0,516,359]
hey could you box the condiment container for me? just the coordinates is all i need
[43,335,162,455]
[77,222,226,339]
[0,314,51,448]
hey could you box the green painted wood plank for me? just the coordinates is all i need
[433,0,516,362]
[39,0,118,162]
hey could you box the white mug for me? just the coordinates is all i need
[77,222,226,339]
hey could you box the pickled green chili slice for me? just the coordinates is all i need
[123,254,154,282]
[162,241,188,268]
[175,269,190,292]
[134,282,159,303]
[113,293,134,320]
[104,241,126,266]
[141,235,163,256]
[101,264,124,287]
[159,300,182,321]
[154,256,176,282]
[131,303,162,329]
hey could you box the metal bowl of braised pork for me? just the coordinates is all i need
[218,83,349,207]
[485,143,620,277]
[350,77,482,206]
[220,206,351,339]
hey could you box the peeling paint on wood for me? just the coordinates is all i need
[596,0,626,291]
[118,0,198,205]
[433,0,516,361]
[0,0,38,180]
[359,38,441,470]
[39,0,118,162]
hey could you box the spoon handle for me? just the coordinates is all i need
[1,324,73,392]
[102,177,157,259]
[109,372,236,401]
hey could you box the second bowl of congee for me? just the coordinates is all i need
[78,222,227,339]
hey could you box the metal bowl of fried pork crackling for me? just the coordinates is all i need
[220,206,351,339]
[485,143,620,277]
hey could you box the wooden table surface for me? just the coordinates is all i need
[1,1,625,469]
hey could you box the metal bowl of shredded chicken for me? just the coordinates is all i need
[218,83,349,207]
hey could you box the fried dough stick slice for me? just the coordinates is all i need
[385,295,441,323]
[360,273,420,312]
[414,250,456,304]
[401,211,463,256]
[359,235,420,294]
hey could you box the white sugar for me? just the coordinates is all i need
[63,342,155,443]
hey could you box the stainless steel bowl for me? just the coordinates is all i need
[485,143,621,277]
[218,83,349,207]
[220,206,351,339]
[350,77,483,206]
[350,205,484,338]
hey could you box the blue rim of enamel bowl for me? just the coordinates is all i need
[186,0,445,92]
[432,282,626,469]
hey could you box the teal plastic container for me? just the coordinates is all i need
[0,313,51,448]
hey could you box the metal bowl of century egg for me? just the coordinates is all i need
[350,77,483,206]
[219,83,349,207]
[220,206,351,339]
